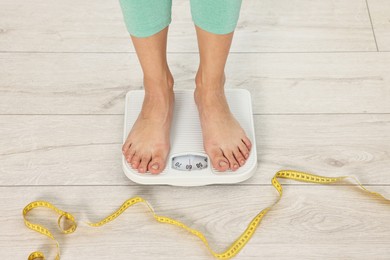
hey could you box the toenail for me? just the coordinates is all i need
[219,161,228,167]
[131,163,136,168]
[151,164,159,170]
[233,164,238,169]
[240,160,245,165]
[245,153,249,158]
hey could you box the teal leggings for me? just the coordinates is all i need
[119,0,242,38]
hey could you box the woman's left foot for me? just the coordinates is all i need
[194,73,252,172]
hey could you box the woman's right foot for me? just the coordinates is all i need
[122,72,174,174]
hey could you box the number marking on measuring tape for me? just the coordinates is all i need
[23,170,389,260]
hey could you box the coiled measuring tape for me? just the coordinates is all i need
[23,170,389,260]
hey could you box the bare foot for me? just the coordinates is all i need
[122,73,174,174]
[194,73,252,172]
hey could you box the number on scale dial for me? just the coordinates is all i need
[172,155,208,171]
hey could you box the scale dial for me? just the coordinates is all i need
[172,155,208,171]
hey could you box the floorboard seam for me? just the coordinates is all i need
[1,184,389,187]
[1,113,390,116]
[365,0,379,51]
[0,51,389,54]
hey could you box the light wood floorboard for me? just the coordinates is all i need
[1,52,390,115]
[367,0,390,51]
[0,0,376,52]
[1,114,390,186]
[1,186,389,259]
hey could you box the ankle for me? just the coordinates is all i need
[194,69,225,103]
[194,87,228,115]
[143,68,174,95]
[195,68,225,90]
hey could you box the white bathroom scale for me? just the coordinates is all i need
[122,89,257,186]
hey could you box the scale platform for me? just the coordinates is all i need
[122,89,257,186]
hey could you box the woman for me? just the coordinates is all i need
[120,0,252,174]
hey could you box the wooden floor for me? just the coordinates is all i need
[1,0,390,259]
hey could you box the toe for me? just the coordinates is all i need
[233,148,246,167]
[241,136,252,151]
[131,154,142,169]
[148,155,166,174]
[238,141,250,159]
[125,148,136,163]
[122,139,132,155]
[223,149,240,171]
[207,147,229,172]
[138,155,151,173]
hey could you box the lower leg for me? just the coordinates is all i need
[131,27,173,94]
[194,26,252,171]
[122,27,174,174]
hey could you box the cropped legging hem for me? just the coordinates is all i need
[129,18,172,38]
[192,19,238,35]
[119,0,242,38]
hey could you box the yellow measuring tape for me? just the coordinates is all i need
[23,170,389,260]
